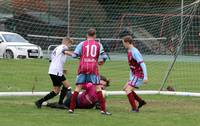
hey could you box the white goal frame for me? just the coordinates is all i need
[1,90,200,97]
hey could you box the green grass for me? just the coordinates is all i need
[0,95,200,126]
[0,59,200,91]
[0,59,200,126]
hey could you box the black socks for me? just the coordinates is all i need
[39,91,57,103]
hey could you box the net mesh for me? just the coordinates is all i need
[0,0,199,92]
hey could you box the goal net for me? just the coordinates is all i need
[0,0,200,95]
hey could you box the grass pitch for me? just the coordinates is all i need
[0,95,200,126]
[0,59,200,126]
[0,59,199,91]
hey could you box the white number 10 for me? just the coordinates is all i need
[86,45,97,57]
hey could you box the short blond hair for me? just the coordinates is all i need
[62,37,74,44]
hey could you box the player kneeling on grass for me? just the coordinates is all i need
[44,75,110,110]
[35,37,74,109]
[122,36,148,112]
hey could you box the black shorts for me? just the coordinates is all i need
[49,74,66,87]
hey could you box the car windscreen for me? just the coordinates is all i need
[2,34,28,43]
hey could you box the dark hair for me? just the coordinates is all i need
[87,28,96,37]
[123,35,134,44]
[100,75,110,87]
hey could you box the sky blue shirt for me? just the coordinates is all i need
[130,47,148,80]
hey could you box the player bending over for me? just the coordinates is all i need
[44,75,110,109]
[35,37,74,108]
[122,36,148,112]
[64,28,111,115]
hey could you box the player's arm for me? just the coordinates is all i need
[72,42,83,58]
[140,62,148,83]
[62,42,83,58]
[132,50,148,83]
[61,47,72,56]
[98,43,108,66]
[62,50,73,56]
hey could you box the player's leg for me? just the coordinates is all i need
[131,91,142,102]
[35,74,61,109]
[59,75,70,105]
[46,102,58,108]
[96,85,105,111]
[124,83,138,112]
[68,74,85,113]
[131,78,146,109]
[96,85,111,115]
[92,75,111,115]
[63,89,72,108]
[68,85,81,113]
[58,86,67,104]
[35,86,60,109]
[131,91,146,109]
[45,102,68,109]
[95,90,107,110]
[124,83,146,109]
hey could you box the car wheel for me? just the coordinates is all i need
[3,50,14,59]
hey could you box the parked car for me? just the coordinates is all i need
[0,32,43,59]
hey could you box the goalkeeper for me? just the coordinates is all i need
[43,75,110,109]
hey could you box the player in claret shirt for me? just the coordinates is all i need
[72,75,109,109]
[64,28,111,115]
[122,35,148,112]
[45,75,110,110]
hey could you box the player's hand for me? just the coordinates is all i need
[143,79,148,84]
[98,61,104,66]
[63,70,67,75]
